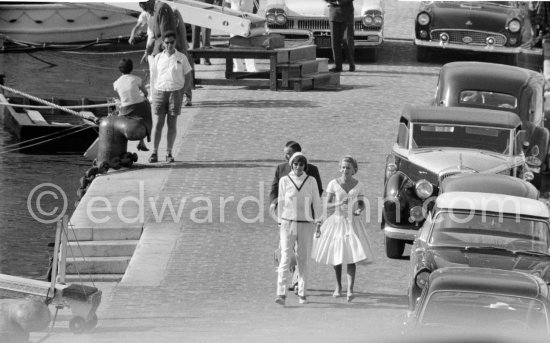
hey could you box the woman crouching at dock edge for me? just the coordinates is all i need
[275,152,322,306]
[113,57,153,152]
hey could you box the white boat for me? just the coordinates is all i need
[0,2,139,46]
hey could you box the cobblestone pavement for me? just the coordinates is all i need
[33,1,538,342]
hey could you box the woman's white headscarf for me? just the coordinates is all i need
[289,152,307,166]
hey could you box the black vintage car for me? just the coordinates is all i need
[405,267,550,340]
[382,105,533,259]
[434,61,550,188]
[414,1,532,64]
[408,187,550,311]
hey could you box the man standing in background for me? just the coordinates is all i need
[327,0,355,72]
[139,0,194,106]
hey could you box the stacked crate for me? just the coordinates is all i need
[276,45,340,91]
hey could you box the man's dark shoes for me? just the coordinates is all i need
[148,153,158,163]
[349,65,356,72]
[329,67,342,72]
[166,154,175,163]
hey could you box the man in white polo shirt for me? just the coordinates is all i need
[149,30,192,163]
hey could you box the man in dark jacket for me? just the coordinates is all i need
[269,141,323,210]
[269,141,323,293]
[327,0,355,72]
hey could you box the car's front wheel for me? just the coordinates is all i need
[385,236,405,258]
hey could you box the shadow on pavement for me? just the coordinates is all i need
[191,100,320,108]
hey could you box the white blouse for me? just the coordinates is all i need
[277,171,322,223]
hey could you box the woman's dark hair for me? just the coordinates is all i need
[118,58,133,74]
[291,154,308,170]
[285,141,302,152]
[163,30,176,40]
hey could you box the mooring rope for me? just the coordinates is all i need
[0,84,98,121]
[0,100,115,110]
[0,124,95,154]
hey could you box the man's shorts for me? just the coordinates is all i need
[153,89,183,116]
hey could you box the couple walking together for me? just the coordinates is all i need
[270,142,374,305]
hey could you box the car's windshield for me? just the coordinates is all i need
[459,90,518,110]
[420,291,549,333]
[411,123,511,154]
[429,211,550,253]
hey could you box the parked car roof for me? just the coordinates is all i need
[441,174,539,199]
[428,267,546,299]
[439,62,543,97]
[402,105,521,129]
[436,191,550,217]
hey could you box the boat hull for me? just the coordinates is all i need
[0,94,103,154]
[0,3,138,44]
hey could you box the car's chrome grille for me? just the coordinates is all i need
[430,29,507,46]
[268,19,294,30]
[297,19,330,30]
[270,19,374,31]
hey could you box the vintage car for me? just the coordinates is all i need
[404,267,550,339]
[434,61,550,188]
[414,1,532,64]
[408,190,550,310]
[382,105,534,259]
[262,0,384,62]
[440,173,539,199]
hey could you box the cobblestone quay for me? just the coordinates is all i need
[32,0,506,341]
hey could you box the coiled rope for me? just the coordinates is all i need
[0,84,98,122]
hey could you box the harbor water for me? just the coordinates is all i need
[0,47,146,277]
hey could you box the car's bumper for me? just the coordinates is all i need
[268,28,383,48]
[383,224,419,241]
[414,38,521,54]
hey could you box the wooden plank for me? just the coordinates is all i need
[25,109,47,124]
[288,45,317,62]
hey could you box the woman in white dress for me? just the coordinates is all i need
[311,156,373,302]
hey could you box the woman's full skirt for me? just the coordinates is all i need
[312,213,374,266]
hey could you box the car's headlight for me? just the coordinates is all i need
[362,15,374,26]
[508,19,521,33]
[415,269,431,289]
[415,179,433,199]
[409,206,425,223]
[417,12,430,26]
[385,163,397,180]
[266,13,276,23]
[374,15,383,26]
[275,13,287,25]
[526,155,542,168]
